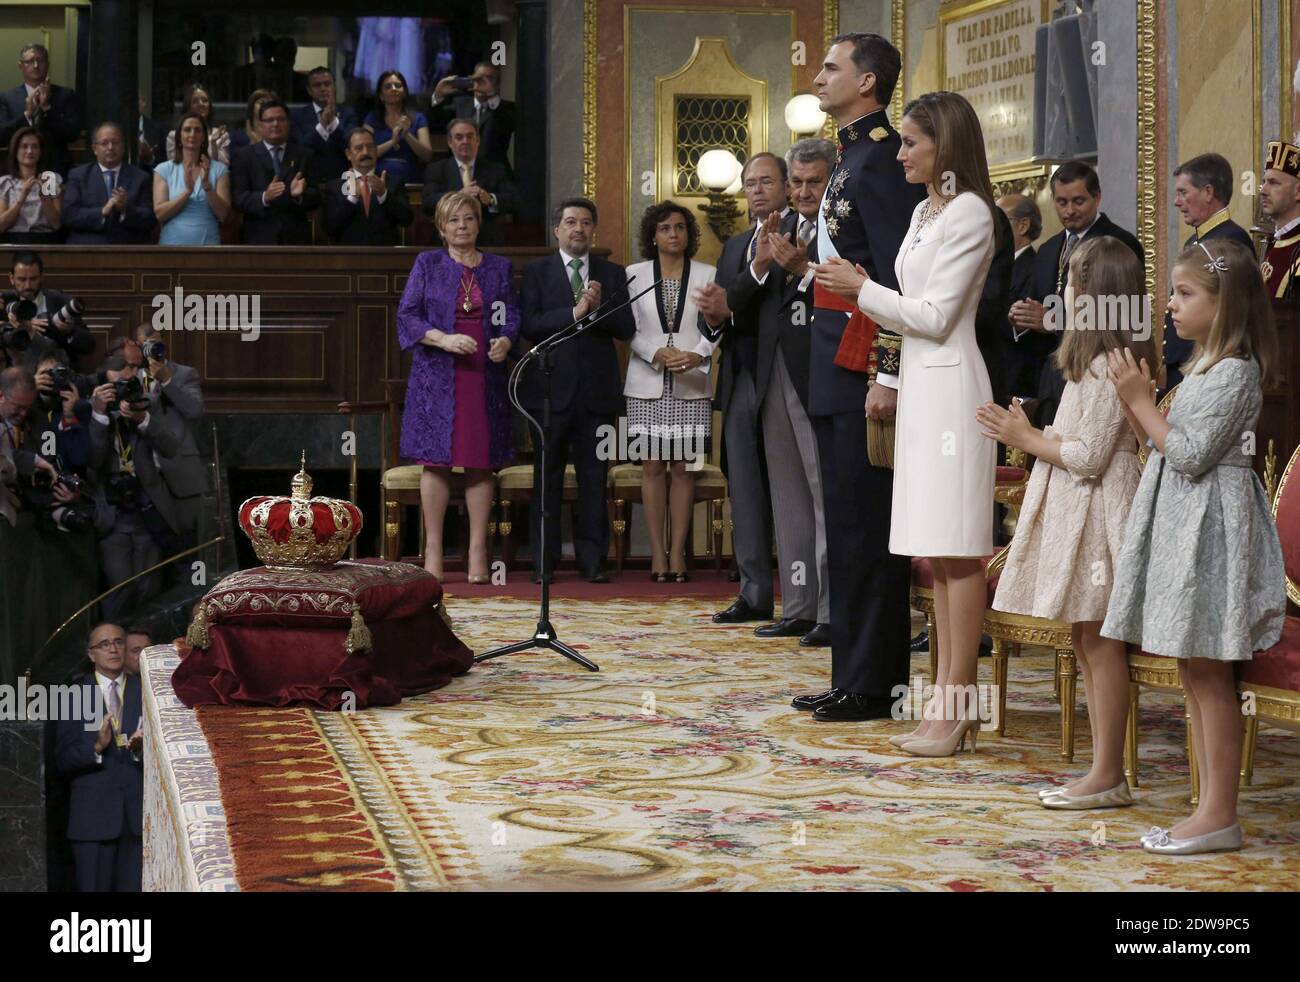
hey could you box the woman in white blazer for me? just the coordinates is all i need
[815,92,1003,757]
[624,201,718,582]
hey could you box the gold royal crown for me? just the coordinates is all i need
[238,452,363,570]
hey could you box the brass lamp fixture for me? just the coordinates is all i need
[784,93,827,139]
[696,148,743,242]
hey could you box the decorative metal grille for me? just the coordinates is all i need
[674,96,750,194]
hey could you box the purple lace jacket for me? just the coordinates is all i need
[397,250,521,468]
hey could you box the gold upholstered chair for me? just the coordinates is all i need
[495,462,579,572]
[606,462,728,574]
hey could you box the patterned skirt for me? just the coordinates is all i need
[625,376,712,462]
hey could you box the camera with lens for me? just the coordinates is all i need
[0,322,31,351]
[141,338,166,362]
[106,472,142,509]
[32,465,83,493]
[96,371,149,411]
[54,503,95,533]
[50,298,84,332]
[48,365,75,390]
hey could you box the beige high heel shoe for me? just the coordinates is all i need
[901,717,981,757]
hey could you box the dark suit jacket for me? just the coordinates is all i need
[723,211,812,411]
[62,163,157,244]
[420,157,517,245]
[89,399,185,535]
[137,115,171,172]
[54,675,143,841]
[323,174,413,245]
[1163,217,1256,388]
[1027,212,1145,423]
[436,96,516,170]
[708,225,764,415]
[289,102,359,187]
[807,109,926,418]
[976,207,1014,409]
[997,244,1042,399]
[231,141,321,244]
[518,252,635,415]
[0,83,81,176]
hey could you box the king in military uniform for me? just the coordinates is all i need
[791,33,925,722]
[1260,138,1300,301]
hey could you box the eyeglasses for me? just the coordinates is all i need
[90,638,127,651]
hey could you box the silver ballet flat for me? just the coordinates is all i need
[1141,823,1243,855]
[1040,781,1134,810]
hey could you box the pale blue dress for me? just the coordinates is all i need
[1101,355,1285,660]
[154,159,227,245]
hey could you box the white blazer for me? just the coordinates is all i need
[856,191,996,558]
[623,258,719,400]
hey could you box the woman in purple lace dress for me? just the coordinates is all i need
[397,190,520,582]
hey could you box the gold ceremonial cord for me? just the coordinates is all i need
[30,535,226,675]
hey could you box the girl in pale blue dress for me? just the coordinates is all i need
[1103,239,1284,856]
[153,112,231,245]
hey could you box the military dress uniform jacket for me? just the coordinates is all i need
[807,108,926,418]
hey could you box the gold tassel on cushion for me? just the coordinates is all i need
[345,603,373,654]
[867,419,896,469]
[185,601,211,649]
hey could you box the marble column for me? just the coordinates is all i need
[86,0,140,163]
[1096,0,1138,236]
[0,719,47,891]
[547,0,586,219]
[515,0,548,226]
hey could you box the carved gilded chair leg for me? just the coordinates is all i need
[926,609,937,682]
[1124,682,1140,789]
[1241,713,1258,788]
[711,500,724,573]
[991,637,1008,736]
[1185,705,1200,806]
[499,500,515,570]
[384,497,399,562]
[611,498,627,573]
[1057,649,1077,760]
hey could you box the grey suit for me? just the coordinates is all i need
[89,399,184,620]
[727,213,829,624]
[147,362,206,536]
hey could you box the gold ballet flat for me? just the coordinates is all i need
[1039,780,1133,809]
[1141,823,1242,855]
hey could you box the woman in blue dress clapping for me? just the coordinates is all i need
[153,111,231,246]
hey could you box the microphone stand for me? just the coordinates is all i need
[475,277,660,670]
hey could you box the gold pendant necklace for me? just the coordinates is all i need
[460,268,476,313]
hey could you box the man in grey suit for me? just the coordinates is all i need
[724,139,834,647]
[131,323,206,541]
[696,153,794,624]
[89,355,186,621]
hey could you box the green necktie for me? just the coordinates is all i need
[568,258,584,303]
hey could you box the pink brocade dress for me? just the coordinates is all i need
[423,276,490,470]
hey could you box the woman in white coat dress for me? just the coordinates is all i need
[624,201,718,582]
[814,91,1001,757]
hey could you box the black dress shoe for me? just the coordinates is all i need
[811,691,898,722]
[582,568,610,583]
[799,622,832,647]
[712,597,774,623]
[910,629,930,652]
[754,617,816,638]
[791,687,842,711]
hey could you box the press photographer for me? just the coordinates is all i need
[29,349,96,534]
[2,250,92,370]
[89,355,186,622]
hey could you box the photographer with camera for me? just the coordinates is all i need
[26,349,97,534]
[89,355,185,622]
[2,251,91,370]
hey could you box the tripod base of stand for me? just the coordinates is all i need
[474,620,599,671]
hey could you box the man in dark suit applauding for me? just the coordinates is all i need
[1008,161,1143,424]
[431,62,516,171]
[55,622,144,892]
[995,193,1042,400]
[62,123,156,245]
[519,197,634,583]
[0,43,81,176]
[421,119,516,245]
[323,128,413,245]
[796,33,925,722]
[290,67,358,188]
[695,153,793,627]
[231,100,320,245]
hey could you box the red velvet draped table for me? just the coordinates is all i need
[173,559,472,710]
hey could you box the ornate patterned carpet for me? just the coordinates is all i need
[147,597,1300,891]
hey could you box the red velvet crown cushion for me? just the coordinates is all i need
[172,559,473,710]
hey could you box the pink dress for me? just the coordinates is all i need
[423,274,490,469]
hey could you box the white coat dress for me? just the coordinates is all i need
[855,190,996,558]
